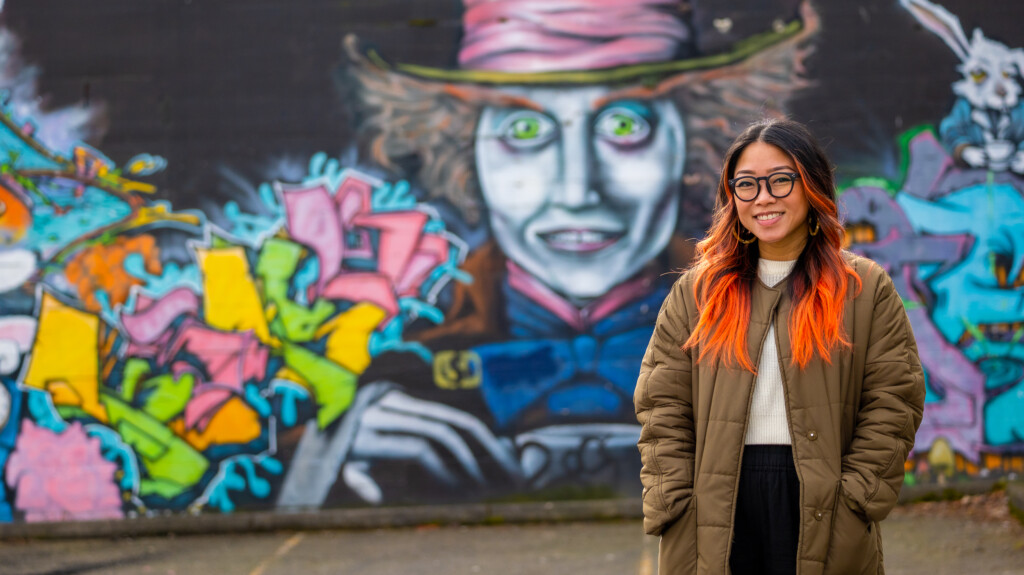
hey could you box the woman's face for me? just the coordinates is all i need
[475,86,685,300]
[732,141,811,261]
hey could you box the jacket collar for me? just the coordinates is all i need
[750,276,790,366]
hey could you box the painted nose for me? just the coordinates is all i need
[996,84,1008,98]
[556,117,601,208]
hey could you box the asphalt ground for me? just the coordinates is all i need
[0,492,1021,575]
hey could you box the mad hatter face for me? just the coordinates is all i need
[475,85,685,299]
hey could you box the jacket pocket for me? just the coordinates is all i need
[825,482,879,575]
[658,497,697,575]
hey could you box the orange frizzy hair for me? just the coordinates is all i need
[683,119,862,372]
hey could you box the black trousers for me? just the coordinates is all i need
[729,445,800,575]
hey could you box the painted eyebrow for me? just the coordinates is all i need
[494,95,546,112]
[445,85,547,113]
[592,86,660,109]
[735,166,795,175]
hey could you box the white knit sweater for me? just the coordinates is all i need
[744,258,798,445]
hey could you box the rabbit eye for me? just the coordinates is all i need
[970,69,988,83]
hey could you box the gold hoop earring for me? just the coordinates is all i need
[808,216,820,236]
[732,221,756,245]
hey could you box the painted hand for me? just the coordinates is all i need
[515,424,642,490]
[1010,150,1024,174]
[960,145,987,168]
[343,387,523,504]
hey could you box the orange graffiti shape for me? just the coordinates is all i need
[0,181,32,245]
[65,235,162,312]
[169,397,261,451]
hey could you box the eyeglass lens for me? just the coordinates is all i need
[731,174,795,200]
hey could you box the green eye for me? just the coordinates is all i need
[609,114,637,136]
[511,118,541,140]
[498,111,556,149]
[595,106,652,145]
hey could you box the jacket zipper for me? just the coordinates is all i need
[775,307,805,575]
[725,300,780,571]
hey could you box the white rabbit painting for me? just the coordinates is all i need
[901,0,1024,172]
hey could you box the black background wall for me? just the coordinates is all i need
[4,0,1022,206]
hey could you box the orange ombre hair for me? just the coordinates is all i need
[683,119,861,372]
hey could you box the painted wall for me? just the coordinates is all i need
[0,0,1021,523]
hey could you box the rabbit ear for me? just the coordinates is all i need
[900,0,971,61]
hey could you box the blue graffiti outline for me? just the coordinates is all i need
[85,424,141,494]
[24,388,67,434]
[267,379,311,428]
[203,454,283,513]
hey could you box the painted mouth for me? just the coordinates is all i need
[959,321,1024,347]
[538,229,624,253]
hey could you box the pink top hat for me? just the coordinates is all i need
[361,0,805,85]
[459,0,692,73]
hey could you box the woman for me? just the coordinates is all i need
[635,118,925,574]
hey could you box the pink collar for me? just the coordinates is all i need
[506,260,658,331]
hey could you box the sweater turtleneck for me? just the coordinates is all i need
[745,258,798,445]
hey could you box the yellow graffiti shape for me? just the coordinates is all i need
[927,437,955,477]
[23,293,108,422]
[195,246,277,347]
[315,302,387,375]
[274,366,308,388]
[128,204,201,229]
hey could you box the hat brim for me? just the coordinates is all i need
[366,19,803,86]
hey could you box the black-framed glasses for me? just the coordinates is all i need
[728,172,800,201]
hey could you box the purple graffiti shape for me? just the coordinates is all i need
[903,130,1024,200]
[842,160,986,459]
[119,287,200,345]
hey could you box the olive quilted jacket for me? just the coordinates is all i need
[635,252,925,574]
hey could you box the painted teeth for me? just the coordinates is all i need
[545,231,613,243]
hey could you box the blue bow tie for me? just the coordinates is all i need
[462,282,669,431]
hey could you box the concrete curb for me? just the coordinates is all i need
[0,498,644,540]
[0,480,1017,540]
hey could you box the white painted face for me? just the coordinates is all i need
[954,31,1024,110]
[475,86,685,300]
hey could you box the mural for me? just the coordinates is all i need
[844,0,1024,482]
[0,0,1019,524]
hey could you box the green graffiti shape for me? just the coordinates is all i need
[256,237,336,342]
[120,358,151,401]
[101,393,209,499]
[281,342,356,429]
[118,358,196,422]
[138,372,196,423]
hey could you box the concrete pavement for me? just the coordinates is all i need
[1,495,1022,575]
